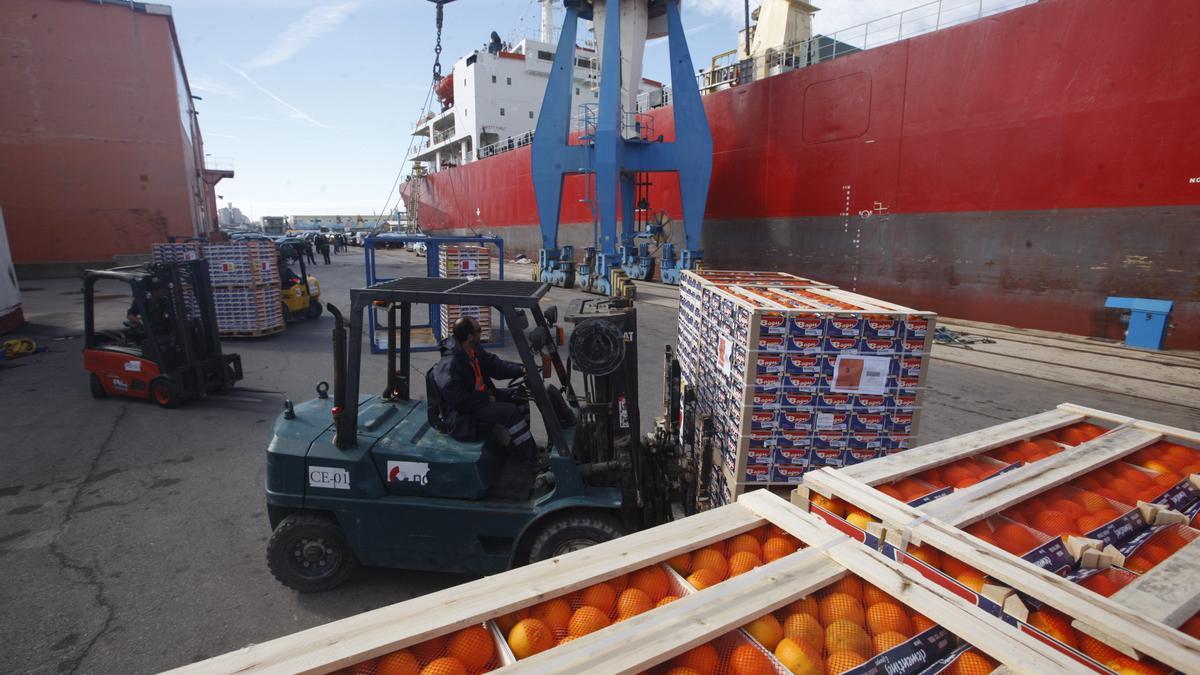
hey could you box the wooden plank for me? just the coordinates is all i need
[930,346,1200,408]
[807,470,1200,673]
[504,547,847,674]
[165,504,764,675]
[738,491,1095,673]
[1109,537,1200,628]
[922,426,1162,527]
[836,408,1085,485]
[1056,402,1200,444]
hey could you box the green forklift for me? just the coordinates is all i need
[264,277,685,591]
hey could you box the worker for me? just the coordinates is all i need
[433,316,534,457]
[126,284,176,362]
[316,234,331,265]
[304,239,316,265]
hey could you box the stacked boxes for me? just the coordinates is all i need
[151,241,283,336]
[677,270,935,506]
[439,245,492,342]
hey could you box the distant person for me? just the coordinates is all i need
[335,233,346,253]
[303,239,316,265]
[316,234,331,265]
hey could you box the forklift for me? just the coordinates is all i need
[276,238,322,321]
[83,260,243,407]
[264,277,686,591]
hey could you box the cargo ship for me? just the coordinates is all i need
[401,0,1200,350]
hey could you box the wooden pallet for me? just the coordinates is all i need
[797,403,1200,672]
[169,491,1093,675]
[219,324,285,338]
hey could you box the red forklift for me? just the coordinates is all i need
[83,260,242,407]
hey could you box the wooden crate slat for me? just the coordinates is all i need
[801,468,932,542]
[922,426,1162,526]
[164,504,764,675]
[737,491,1095,673]
[805,469,1200,672]
[503,546,846,674]
[1057,402,1200,444]
[836,407,1085,485]
[1109,537,1200,628]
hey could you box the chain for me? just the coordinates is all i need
[433,2,445,81]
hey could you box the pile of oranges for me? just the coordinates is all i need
[1027,606,1173,674]
[1125,440,1200,485]
[1074,569,1134,597]
[339,625,496,675]
[964,518,1046,556]
[808,494,879,532]
[1071,461,1175,506]
[724,574,944,675]
[1048,422,1111,446]
[1122,525,1195,574]
[674,525,805,592]
[986,437,1066,466]
[999,484,1133,540]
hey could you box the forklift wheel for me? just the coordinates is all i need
[267,513,356,593]
[305,300,323,319]
[528,512,625,563]
[90,373,106,399]
[149,377,181,408]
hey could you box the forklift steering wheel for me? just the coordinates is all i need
[506,376,530,403]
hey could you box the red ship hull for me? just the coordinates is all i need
[402,0,1200,349]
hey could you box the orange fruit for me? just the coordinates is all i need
[1075,490,1112,515]
[866,602,913,637]
[418,657,467,675]
[878,484,905,501]
[494,608,530,635]
[862,582,891,607]
[556,635,578,646]
[567,605,610,637]
[1077,514,1111,534]
[730,643,775,675]
[615,588,653,620]
[687,568,723,590]
[744,613,785,650]
[912,613,936,633]
[446,626,495,670]
[940,556,976,579]
[411,636,446,664]
[530,598,572,637]
[1049,499,1086,519]
[507,618,553,659]
[946,649,998,675]
[728,534,763,559]
[820,592,866,626]
[607,573,629,592]
[956,571,987,593]
[774,637,824,675]
[630,565,670,601]
[873,630,908,653]
[1125,556,1154,573]
[1137,544,1171,565]
[728,551,763,577]
[1079,573,1119,597]
[845,507,876,530]
[672,643,719,675]
[348,658,379,675]
[657,595,680,607]
[763,537,798,563]
[783,612,824,651]
[785,595,820,618]
[907,543,942,568]
[1180,614,1200,639]
[667,552,692,575]
[1028,608,1077,648]
[578,582,617,616]
[1107,655,1171,674]
[826,650,867,674]
[942,466,975,486]
[691,549,729,580]
[811,494,846,517]
[896,478,932,501]
[994,522,1039,554]
[1058,428,1092,446]
[825,619,872,655]
[827,576,864,601]
[1078,633,1124,664]
[666,668,702,675]
[1032,510,1078,538]
[377,649,420,675]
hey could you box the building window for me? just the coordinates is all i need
[507,76,512,85]
[500,108,506,116]
[575,87,580,95]
[537,50,554,61]
[529,111,534,119]
[491,75,496,83]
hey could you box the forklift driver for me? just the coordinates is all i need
[433,316,535,457]
[126,284,176,361]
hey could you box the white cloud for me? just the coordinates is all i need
[221,60,350,130]
[190,74,239,99]
[243,2,357,69]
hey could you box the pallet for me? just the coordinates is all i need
[174,490,1123,675]
[219,324,284,338]
[797,403,1200,672]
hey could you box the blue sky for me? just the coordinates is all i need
[170,0,908,220]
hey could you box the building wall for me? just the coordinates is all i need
[0,0,211,273]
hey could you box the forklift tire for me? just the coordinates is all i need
[90,373,106,399]
[267,513,356,593]
[528,511,625,563]
[149,377,181,408]
[305,300,323,319]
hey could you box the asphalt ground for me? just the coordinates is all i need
[1,248,1195,674]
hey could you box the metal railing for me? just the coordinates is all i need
[431,126,456,146]
[477,130,534,160]
[699,0,1037,92]
[203,155,234,171]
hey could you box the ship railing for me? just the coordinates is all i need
[477,130,535,161]
[203,155,234,172]
[623,111,655,142]
[635,87,671,113]
[431,126,456,146]
[696,0,1036,93]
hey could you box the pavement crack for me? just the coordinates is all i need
[47,402,129,675]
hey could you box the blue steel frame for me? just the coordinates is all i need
[532,0,713,291]
[362,234,506,353]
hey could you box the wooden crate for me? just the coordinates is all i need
[171,490,1123,675]
[795,402,1200,673]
